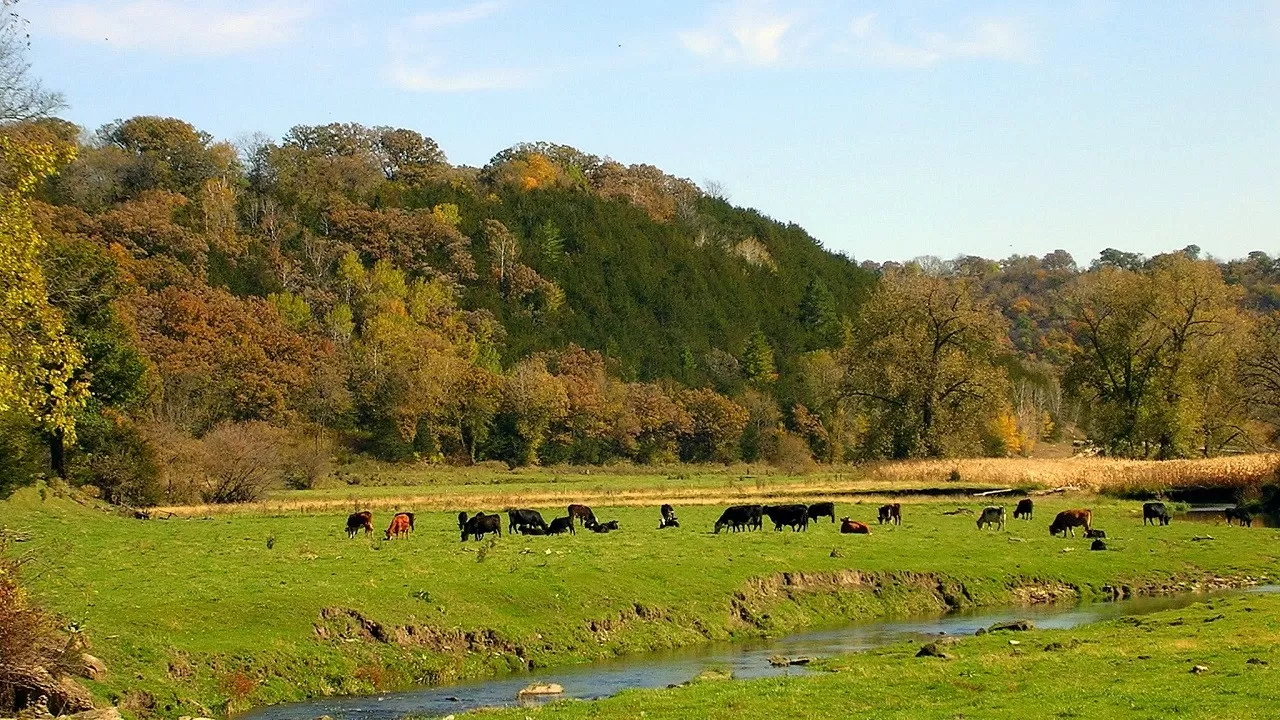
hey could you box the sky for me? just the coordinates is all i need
[21,0,1280,264]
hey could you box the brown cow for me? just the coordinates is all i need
[840,517,871,534]
[385,513,412,540]
[567,503,597,527]
[877,503,901,525]
[1049,509,1092,537]
[346,511,373,538]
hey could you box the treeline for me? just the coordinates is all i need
[4,114,1280,506]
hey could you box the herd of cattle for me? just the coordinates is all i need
[342,498,1259,542]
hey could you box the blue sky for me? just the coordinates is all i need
[23,0,1280,264]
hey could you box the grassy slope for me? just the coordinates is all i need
[472,591,1280,720]
[4,483,1278,717]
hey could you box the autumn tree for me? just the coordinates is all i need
[843,269,1009,458]
[677,387,747,462]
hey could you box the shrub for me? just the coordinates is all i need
[199,421,287,504]
[73,413,163,507]
[0,551,81,715]
[281,428,333,490]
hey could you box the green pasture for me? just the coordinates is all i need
[3,485,1278,717]
[473,591,1280,720]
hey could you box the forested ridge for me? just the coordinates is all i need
[4,113,1280,506]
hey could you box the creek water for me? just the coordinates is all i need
[241,585,1278,720]
[1175,505,1275,528]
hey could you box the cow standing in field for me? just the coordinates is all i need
[567,504,597,527]
[877,503,902,525]
[548,516,576,535]
[457,511,469,531]
[1050,509,1092,537]
[714,504,762,533]
[977,506,1006,531]
[508,508,549,534]
[840,518,870,534]
[808,502,836,523]
[461,512,502,542]
[658,504,680,529]
[385,513,412,540]
[1143,502,1171,526]
[1013,499,1034,520]
[346,511,373,538]
[763,504,809,531]
[1225,507,1254,527]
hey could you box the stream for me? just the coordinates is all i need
[242,585,1278,720]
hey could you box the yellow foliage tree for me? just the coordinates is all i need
[0,133,87,444]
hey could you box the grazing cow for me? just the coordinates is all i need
[403,512,415,532]
[1084,528,1107,539]
[548,516,576,535]
[763,504,810,532]
[1143,502,1171,526]
[461,512,502,542]
[385,513,412,540]
[658,504,680,529]
[1225,507,1254,527]
[1050,509,1093,537]
[976,506,1006,530]
[567,503,597,527]
[714,504,762,533]
[807,502,837,523]
[840,518,870,534]
[877,503,902,526]
[507,508,549,534]
[1013,498,1034,520]
[346,511,373,539]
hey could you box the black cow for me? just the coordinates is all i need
[548,516,575,535]
[1225,507,1254,527]
[518,525,547,535]
[346,511,373,538]
[1084,528,1106,539]
[807,502,836,523]
[1143,502,1171,526]
[1013,498,1034,520]
[508,508,549,534]
[457,511,469,531]
[877,503,902,525]
[763,504,809,532]
[402,512,416,532]
[587,519,619,533]
[714,504,762,534]
[461,512,501,542]
[658,504,679,529]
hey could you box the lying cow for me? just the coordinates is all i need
[1084,528,1106,539]
[567,503,596,527]
[1143,502,1171,526]
[763,504,809,531]
[808,502,836,523]
[518,525,547,535]
[1050,509,1092,537]
[840,517,870,534]
[385,513,412,540]
[1225,507,1254,527]
[657,503,679,529]
[461,512,502,542]
[548,516,575,535]
[346,511,373,538]
[714,504,762,534]
[588,519,620,533]
[1013,498,1034,520]
[877,503,902,525]
[977,506,1006,531]
[508,508,549,534]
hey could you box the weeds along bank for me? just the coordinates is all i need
[3,486,1279,718]
[471,591,1280,720]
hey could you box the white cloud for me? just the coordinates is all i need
[679,1,796,66]
[410,1,505,32]
[849,15,1032,68]
[388,64,528,92]
[38,0,309,55]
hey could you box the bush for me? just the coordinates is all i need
[199,421,287,504]
[0,551,84,715]
[281,428,333,490]
[72,412,163,507]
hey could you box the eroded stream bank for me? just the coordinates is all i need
[243,585,1279,720]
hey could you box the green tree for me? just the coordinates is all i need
[741,329,778,385]
[844,269,1009,458]
[798,277,840,349]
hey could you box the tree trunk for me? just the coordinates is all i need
[48,430,67,480]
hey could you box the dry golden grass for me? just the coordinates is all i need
[868,454,1280,495]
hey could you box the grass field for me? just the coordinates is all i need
[469,590,1280,720]
[5,471,1280,719]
